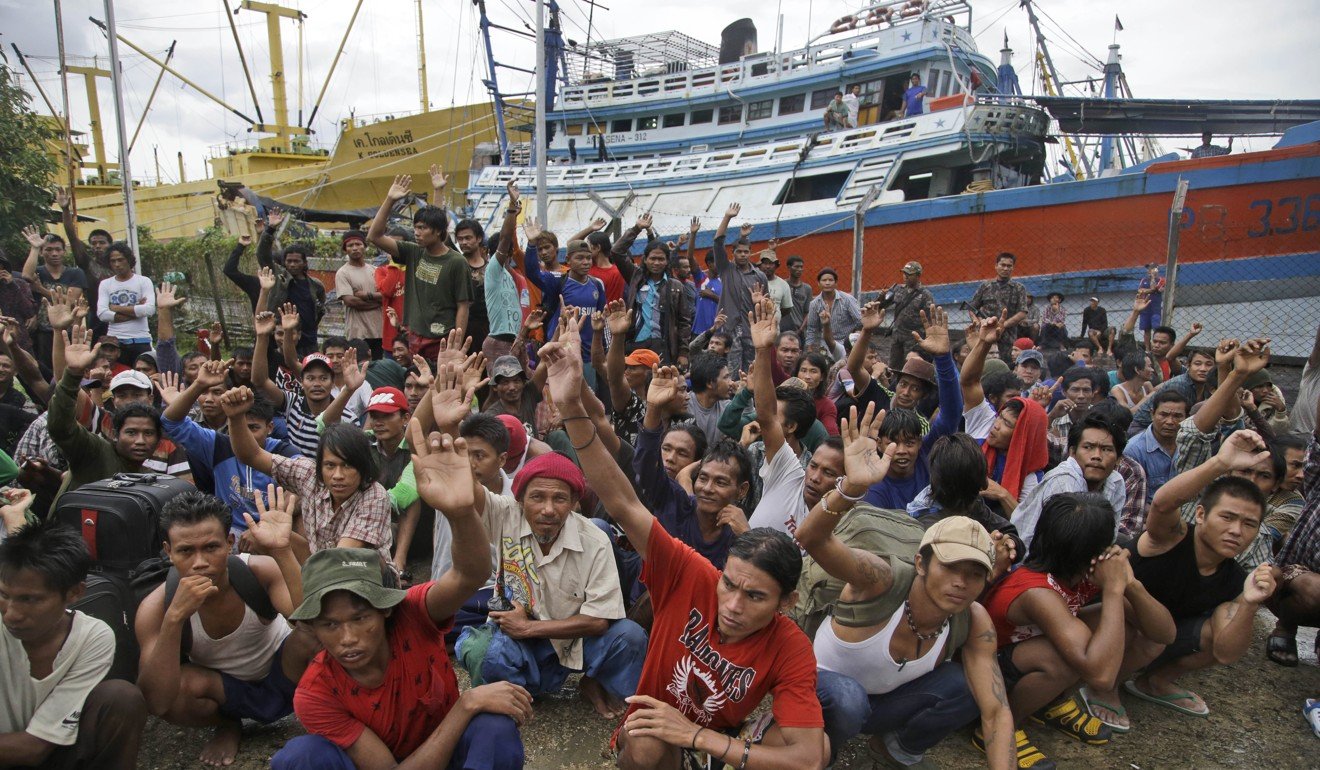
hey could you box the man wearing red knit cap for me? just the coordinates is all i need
[454,450,647,721]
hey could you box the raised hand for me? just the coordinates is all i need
[386,175,412,202]
[819,307,832,327]
[1188,322,1204,336]
[860,301,886,331]
[436,327,472,367]
[385,306,400,329]
[243,483,295,553]
[266,208,285,228]
[73,295,89,324]
[506,180,520,206]
[724,202,741,220]
[689,216,701,235]
[712,310,727,331]
[603,299,631,336]
[253,311,276,337]
[409,421,477,515]
[636,212,653,231]
[429,164,449,190]
[540,312,585,407]
[219,386,256,418]
[430,362,477,428]
[739,222,754,239]
[1214,428,1269,471]
[341,348,368,392]
[278,303,301,332]
[44,287,77,330]
[155,371,183,406]
[257,266,276,290]
[411,354,434,389]
[461,352,489,395]
[1132,293,1151,313]
[195,358,232,390]
[61,324,96,375]
[1232,338,1271,376]
[646,365,682,415]
[54,186,71,209]
[839,404,895,494]
[912,304,951,355]
[1214,338,1240,368]
[21,226,45,249]
[157,281,186,310]
[748,297,778,349]
[523,217,543,243]
[588,217,607,232]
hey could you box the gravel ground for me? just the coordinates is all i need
[139,611,1318,769]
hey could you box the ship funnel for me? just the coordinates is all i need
[719,19,757,64]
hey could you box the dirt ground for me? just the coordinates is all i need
[138,611,1318,769]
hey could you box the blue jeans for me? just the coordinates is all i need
[458,619,647,700]
[816,663,980,763]
[270,712,523,769]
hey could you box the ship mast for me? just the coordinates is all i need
[102,0,139,255]
[1021,0,1092,179]
[416,0,429,112]
[534,0,548,222]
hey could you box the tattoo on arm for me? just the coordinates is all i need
[978,629,997,643]
[851,550,887,588]
[989,663,1009,708]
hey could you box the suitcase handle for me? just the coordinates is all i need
[109,473,163,488]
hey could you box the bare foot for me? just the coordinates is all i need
[1137,674,1208,714]
[580,676,626,720]
[1083,686,1129,729]
[199,720,242,766]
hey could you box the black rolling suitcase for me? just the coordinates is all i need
[54,473,191,680]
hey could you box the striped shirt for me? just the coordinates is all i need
[281,391,356,457]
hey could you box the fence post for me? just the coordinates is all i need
[1162,177,1189,323]
[853,186,881,297]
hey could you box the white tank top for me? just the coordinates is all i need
[813,604,949,695]
[187,558,291,681]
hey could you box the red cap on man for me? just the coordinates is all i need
[366,387,408,414]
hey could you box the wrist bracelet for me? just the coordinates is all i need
[723,734,733,759]
[738,738,752,770]
[834,476,866,501]
[820,491,850,517]
[690,726,704,750]
[570,424,599,452]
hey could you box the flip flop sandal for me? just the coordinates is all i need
[1123,679,1209,718]
[1305,699,1320,739]
[1266,631,1299,667]
[1078,685,1131,733]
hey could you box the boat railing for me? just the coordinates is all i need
[560,18,975,111]
[476,100,1043,190]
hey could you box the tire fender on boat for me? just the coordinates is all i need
[830,15,856,34]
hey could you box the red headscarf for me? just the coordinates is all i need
[983,396,1049,501]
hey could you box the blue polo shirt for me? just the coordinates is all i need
[1124,426,1176,503]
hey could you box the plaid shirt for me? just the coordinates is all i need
[970,278,1029,324]
[1276,436,1320,571]
[15,413,65,470]
[271,455,394,569]
[1116,455,1149,540]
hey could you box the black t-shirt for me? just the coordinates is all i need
[1125,525,1244,619]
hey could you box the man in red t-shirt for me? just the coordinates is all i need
[544,314,826,770]
[271,430,530,770]
[981,492,1173,769]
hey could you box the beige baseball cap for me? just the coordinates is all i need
[920,516,995,571]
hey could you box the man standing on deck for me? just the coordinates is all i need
[903,73,927,117]
[1190,132,1232,158]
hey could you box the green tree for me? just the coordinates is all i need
[0,64,58,259]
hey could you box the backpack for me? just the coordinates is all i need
[163,555,279,654]
[791,504,969,660]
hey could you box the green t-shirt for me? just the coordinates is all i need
[398,241,471,339]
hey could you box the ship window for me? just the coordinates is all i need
[611,118,633,132]
[747,100,773,121]
[663,113,686,128]
[718,105,743,125]
[810,89,836,109]
[639,116,660,130]
[587,122,605,135]
[772,170,851,204]
[566,123,584,136]
[690,109,714,125]
[779,94,805,115]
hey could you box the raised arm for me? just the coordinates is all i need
[1166,322,1202,364]
[711,203,737,273]
[493,181,521,266]
[602,299,633,413]
[221,386,275,475]
[19,226,44,286]
[568,216,606,245]
[1146,429,1268,549]
[54,187,92,273]
[366,175,412,259]
[164,359,230,423]
[548,314,662,557]
[846,302,883,392]
[249,312,287,403]
[961,312,1007,410]
[914,306,963,439]
[611,213,651,284]
[796,404,898,599]
[254,210,282,269]
[429,164,450,209]
[1191,339,1267,434]
[750,297,787,460]
[319,348,367,426]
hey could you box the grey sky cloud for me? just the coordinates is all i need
[1,0,1315,183]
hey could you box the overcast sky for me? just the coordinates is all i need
[2,0,1316,184]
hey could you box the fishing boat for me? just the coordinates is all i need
[464,0,1320,355]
